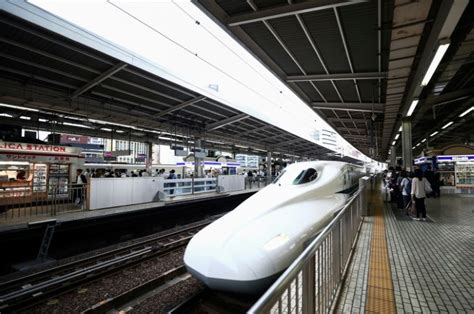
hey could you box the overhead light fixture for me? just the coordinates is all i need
[399,126,402,132]
[406,99,419,117]
[392,140,396,146]
[416,143,421,147]
[430,131,439,137]
[0,103,39,112]
[421,42,450,86]
[459,106,473,117]
[421,138,427,143]
[412,146,416,149]
[394,134,400,140]
[20,116,31,120]
[441,121,453,129]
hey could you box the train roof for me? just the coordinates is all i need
[287,160,363,171]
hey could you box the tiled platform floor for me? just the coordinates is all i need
[335,216,373,313]
[337,190,474,313]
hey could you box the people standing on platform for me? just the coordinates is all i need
[400,170,412,215]
[411,169,432,221]
[75,169,87,206]
[167,169,177,196]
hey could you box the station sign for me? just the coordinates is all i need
[414,156,433,165]
[436,155,474,162]
[0,141,81,155]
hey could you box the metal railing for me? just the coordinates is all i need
[0,183,87,219]
[163,178,217,197]
[248,177,370,313]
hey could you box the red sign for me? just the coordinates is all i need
[60,134,89,144]
[0,142,82,155]
[0,142,66,153]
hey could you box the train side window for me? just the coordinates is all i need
[293,168,318,185]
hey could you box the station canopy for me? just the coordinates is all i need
[0,1,472,162]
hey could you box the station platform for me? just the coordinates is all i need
[0,187,261,233]
[336,187,473,313]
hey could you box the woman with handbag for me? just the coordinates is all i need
[411,169,432,221]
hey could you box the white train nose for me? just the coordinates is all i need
[185,253,279,294]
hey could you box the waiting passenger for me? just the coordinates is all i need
[411,169,432,221]
[399,171,412,214]
[167,169,176,179]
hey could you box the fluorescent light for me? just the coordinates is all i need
[100,127,113,132]
[398,126,402,132]
[441,121,453,129]
[38,118,48,122]
[421,138,427,143]
[412,146,416,149]
[430,131,438,137]
[0,103,39,112]
[20,116,31,120]
[392,140,396,146]
[394,134,400,140]
[63,122,92,129]
[421,43,450,86]
[459,106,473,117]
[0,113,13,117]
[416,143,421,147]
[406,99,419,117]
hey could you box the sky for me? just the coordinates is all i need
[28,0,371,162]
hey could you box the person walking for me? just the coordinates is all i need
[411,169,432,221]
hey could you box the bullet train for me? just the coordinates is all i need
[184,161,365,294]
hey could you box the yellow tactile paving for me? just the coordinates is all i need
[365,192,396,314]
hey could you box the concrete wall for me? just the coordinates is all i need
[89,177,164,210]
[217,175,245,192]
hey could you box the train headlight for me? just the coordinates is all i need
[264,233,289,251]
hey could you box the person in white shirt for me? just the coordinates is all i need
[411,169,432,221]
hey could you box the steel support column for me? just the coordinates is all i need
[401,118,413,171]
[147,142,153,173]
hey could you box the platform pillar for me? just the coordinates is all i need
[401,118,413,171]
[267,151,272,184]
[147,142,153,173]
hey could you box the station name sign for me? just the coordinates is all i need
[0,141,81,155]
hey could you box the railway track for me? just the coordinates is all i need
[168,288,258,313]
[0,219,214,313]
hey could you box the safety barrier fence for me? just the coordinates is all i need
[1,184,87,219]
[248,177,370,313]
[163,178,217,197]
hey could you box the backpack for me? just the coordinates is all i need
[81,174,87,184]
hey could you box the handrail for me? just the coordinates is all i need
[248,177,370,313]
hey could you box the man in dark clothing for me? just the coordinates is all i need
[75,169,87,206]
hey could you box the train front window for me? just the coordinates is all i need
[274,167,318,185]
[293,168,318,185]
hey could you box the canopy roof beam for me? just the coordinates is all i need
[227,0,364,27]
[205,113,249,131]
[287,72,387,82]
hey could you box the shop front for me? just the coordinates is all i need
[0,141,84,210]
[436,155,474,193]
